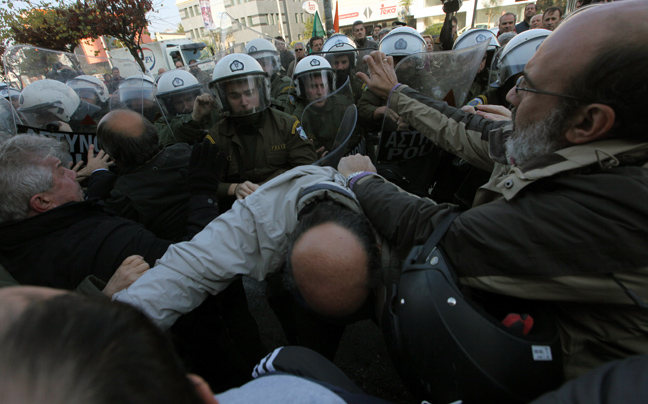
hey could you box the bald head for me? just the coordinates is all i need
[290,223,370,318]
[99,109,146,138]
[96,109,159,168]
[285,201,381,318]
[536,0,646,86]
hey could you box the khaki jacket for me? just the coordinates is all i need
[355,85,648,379]
[209,108,317,198]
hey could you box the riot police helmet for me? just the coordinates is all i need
[493,29,551,88]
[379,26,427,57]
[245,38,282,78]
[155,69,203,116]
[66,75,110,106]
[208,53,271,117]
[292,55,335,101]
[322,34,358,69]
[18,79,81,127]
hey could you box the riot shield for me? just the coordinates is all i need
[393,41,489,106]
[0,97,22,140]
[299,76,365,157]
[312,105,357,168]
[3,45,141,164]
[109,74,177,137]
[163,57,217,87]
[376,42,491,203]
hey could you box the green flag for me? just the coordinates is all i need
[312,11,325,38]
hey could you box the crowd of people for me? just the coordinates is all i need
[1,0,647,402]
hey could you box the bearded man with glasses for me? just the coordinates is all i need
[345,0,648,380]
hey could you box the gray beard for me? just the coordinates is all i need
[505,107,570,166]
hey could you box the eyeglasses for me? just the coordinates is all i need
[515,76,590,102]
[295,48,304,52]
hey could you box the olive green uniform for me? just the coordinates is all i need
[209,108,317,198]
[357,88,385,134]
[291,93,362,154]
[270,74,295,111]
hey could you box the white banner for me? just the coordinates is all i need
[338,1,399,24]
[200,0,217,30]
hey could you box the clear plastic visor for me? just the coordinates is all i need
[498,38,545,87]
[156,86,203,116]
[296,70,334,102]
[210,75,270,117]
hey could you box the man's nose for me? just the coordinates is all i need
[505,86,519,108]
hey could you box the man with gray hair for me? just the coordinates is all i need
[0,133,263,388]
[286,41,306,77]
[0,134,219,290]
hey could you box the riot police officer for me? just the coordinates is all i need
[207,53,316,202]
[18,79,103,133]
[291,55,360,157]
[66,75,111,114]
[245,38,294,111]
[357,27,427,133]
[321,34,365,102]
[155,69,221,146]
[452,29,501,103]
[111,74,162,124]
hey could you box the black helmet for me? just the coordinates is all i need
[382,213,564,403]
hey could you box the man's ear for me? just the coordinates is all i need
[565,103,616,144]
[187,374,219,404]
[29,192,55,215]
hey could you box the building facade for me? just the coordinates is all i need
[333,0,536,37]
[176,0,324,45]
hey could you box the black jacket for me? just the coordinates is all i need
[0,201,170,290]
[92,143,203,242]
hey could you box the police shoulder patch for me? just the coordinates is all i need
[280,85,294,94]
[292,120,308,141]
[296,125,308,141]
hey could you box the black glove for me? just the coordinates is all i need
[187,138,227,195]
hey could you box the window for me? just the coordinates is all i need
[295,13,298,23]
[182,8,189,18]
[194,5,199,15]
[252,14,269,26]
[200,27,205,37]
[301,13,304,23]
